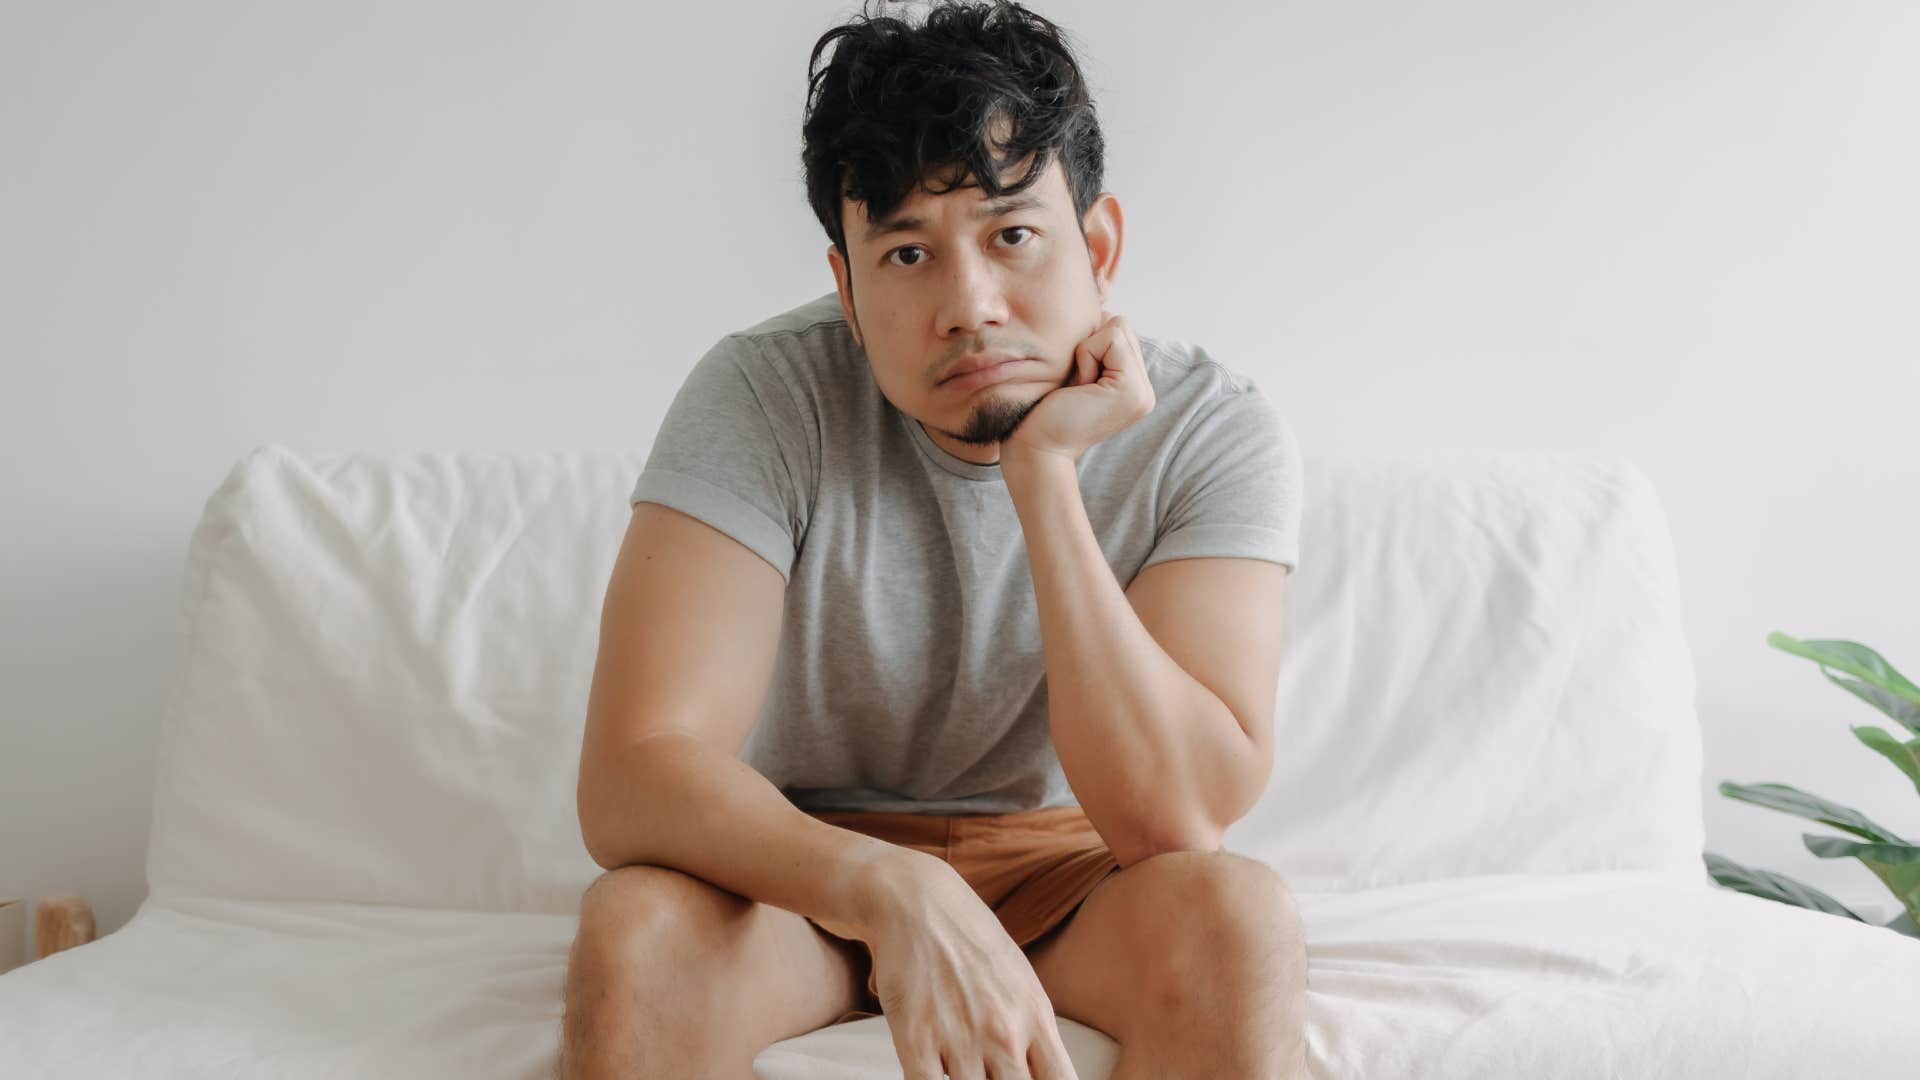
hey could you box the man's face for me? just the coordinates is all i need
[827,154,1122,466]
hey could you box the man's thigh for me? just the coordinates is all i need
[571,864,876,1049]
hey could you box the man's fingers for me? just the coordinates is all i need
[1103,317,1138,373]
[983,1045,1033,1080]
[1029,1030,1080,1080]
[897,1040,946,1080]
[1076,343,1099,385]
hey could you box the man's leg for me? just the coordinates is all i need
[559,863,873,1080]
[1024,850,1310,1080]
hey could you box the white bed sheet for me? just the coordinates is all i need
[5,870,1916,1079]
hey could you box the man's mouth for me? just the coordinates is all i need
[941,358,1033,391]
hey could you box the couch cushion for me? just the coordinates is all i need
[4,877,1916,1078]
[146,446,1701,912]
[1226,451,1704,891]
[146,446,633,913]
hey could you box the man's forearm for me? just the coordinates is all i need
[1004,452,1255,868]
[578,732,933,944]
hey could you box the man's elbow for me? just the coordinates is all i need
[1111,818,1226,870]
[1109,756,1262,869]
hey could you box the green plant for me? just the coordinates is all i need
[1703,634,1920,938]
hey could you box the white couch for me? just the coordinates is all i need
[3,443,1916,1079]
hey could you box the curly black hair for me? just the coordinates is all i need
[801,0,1106,272]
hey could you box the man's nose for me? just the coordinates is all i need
[938,249,1008,337]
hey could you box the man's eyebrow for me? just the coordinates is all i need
[862,194,1048,243]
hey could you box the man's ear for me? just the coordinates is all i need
[1082,191,1123,306]
[827,243,863,348]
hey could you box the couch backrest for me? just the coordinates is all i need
[1223,451,1704,890]
[144,445,1704,913]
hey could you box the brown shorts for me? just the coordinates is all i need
[803,804,1124,1025]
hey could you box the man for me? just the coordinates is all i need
[564,2,1308,1078]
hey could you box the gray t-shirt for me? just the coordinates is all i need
[631,290,1303,815]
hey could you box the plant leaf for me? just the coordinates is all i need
[1701,851,1867,920]
[1801,834,1920,864]
[1826,672,1920,737]
[1801,833,1920,929]
[1853,725,1920,797]
[1766,633,1920,710]
[1717,781,1911,844]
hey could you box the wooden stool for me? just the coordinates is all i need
[35,894,95,959]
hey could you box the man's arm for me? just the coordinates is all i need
[580,502,934,947]
[582,732,930,946]
[1003,452,1278,869]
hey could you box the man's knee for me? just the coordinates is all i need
[563,867,739,1075]
[1129,852,1304,997]
[570,864,740,995]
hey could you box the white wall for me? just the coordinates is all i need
[4,0,1917,951]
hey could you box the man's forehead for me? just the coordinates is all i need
[849,159,1065,244]
[856,191,1050,244]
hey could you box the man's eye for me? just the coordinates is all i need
[885,226,1038,268]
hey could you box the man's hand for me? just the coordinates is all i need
[866,856,1081,1080]
[1002,309,1155,468]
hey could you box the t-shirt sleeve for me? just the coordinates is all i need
[629,333,816,584]
[1141,372,1304,574]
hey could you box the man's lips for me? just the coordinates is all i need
[940,357,1033,391]
[936,353,1029,386]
